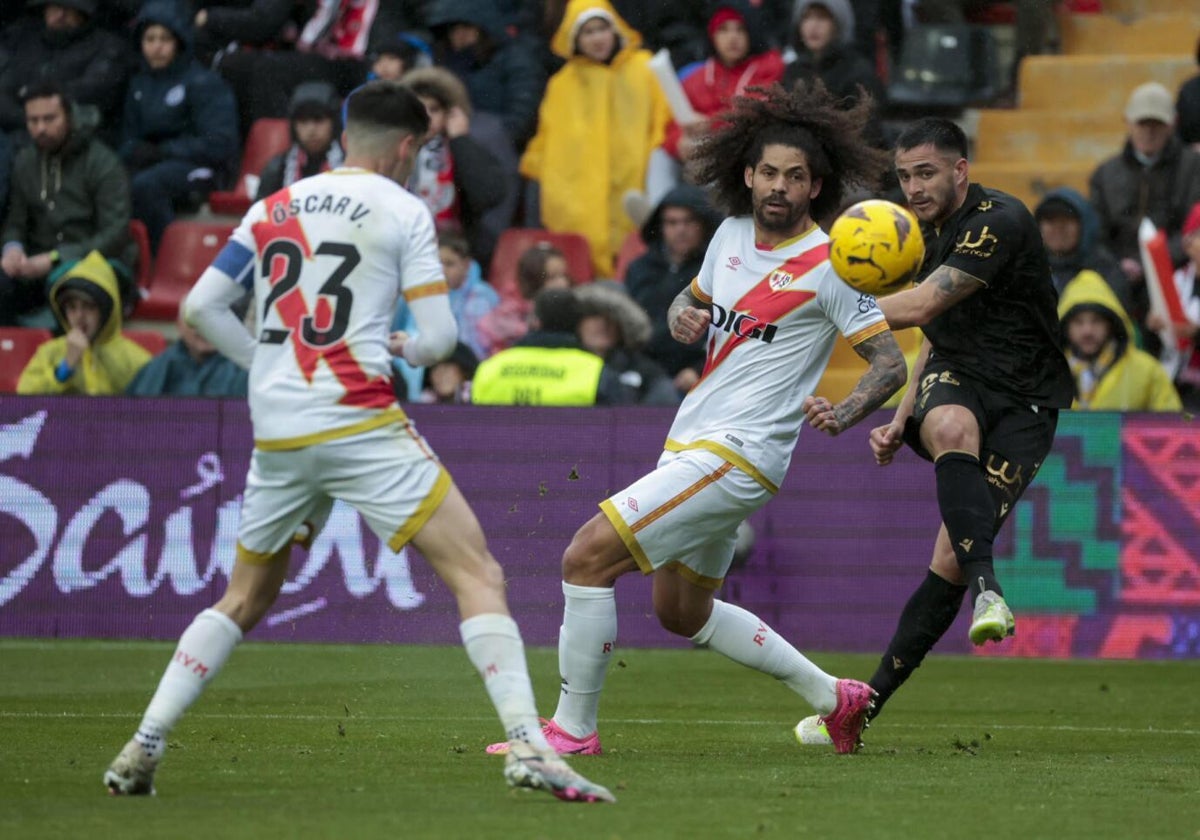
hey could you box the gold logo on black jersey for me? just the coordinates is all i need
[954,225,999,258]
[986,455,1024,487]
[977,200,994,212]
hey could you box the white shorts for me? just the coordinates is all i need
[600,448,771,590]
[236,421,450,564]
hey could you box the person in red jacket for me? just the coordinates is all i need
[641,2,784,211]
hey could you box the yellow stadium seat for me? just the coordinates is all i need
[963,161,1095,213]
[1060,14,1200,57]
[1101,0,1200,18]
[1017,55,1194,112]
[973,109,1125,165]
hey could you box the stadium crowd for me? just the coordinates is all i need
[2,0,1200,411]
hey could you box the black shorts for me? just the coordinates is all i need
[902,359,1058,533]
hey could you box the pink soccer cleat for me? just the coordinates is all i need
[486,718,602,756]
[819,679,876,754]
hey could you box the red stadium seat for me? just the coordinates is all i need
[488,228,594,301]
[124,328,170,357]
[129,219,153,298]
[613,230,648,282]
[0,327,53,392]
[136,220,235,321]
[208,118,291,216]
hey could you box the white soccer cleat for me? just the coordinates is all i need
[503,740,615,804]
[103,739,158,796]
[793,714,833,747]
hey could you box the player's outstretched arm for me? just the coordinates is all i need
[869,337,931,465]
[877,265,984,330]
[804,332,906,436]
[667,286,712,345]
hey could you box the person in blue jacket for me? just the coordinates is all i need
[119,0,238,252]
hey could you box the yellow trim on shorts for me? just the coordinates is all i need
[934,449,979,462]
[235,542,289,566]
[403,280,449,302]
[665,561,724,591]
[689,277,712,305]
[600,498,653,575]
[254,408,408,451]
[386,467,452,552]
[846,319,890,346]
[663,439,779,494]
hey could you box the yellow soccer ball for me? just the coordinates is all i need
[828,199,925,297]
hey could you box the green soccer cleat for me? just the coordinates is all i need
[969,591,1015,646]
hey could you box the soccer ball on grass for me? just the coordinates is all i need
[828,199,925,297]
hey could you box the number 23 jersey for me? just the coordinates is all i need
[228,168,445,448]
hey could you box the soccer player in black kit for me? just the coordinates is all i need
[797,117,1075,743]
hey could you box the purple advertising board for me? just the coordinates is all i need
[2,397,1198,658]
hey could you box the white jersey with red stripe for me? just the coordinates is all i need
[219,167,446,448]
[665,215,888,491]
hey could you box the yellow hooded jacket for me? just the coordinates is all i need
[17,251,151,395]
[520,0,670,277]
[1058,270,1182,412]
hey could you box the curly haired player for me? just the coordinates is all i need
[487,82,906,759]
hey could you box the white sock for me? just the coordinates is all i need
[691,600,838,714]
[460,613,549,750]
[135,608,243,760]
[551,582,617,738]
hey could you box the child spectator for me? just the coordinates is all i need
[575,281,678,405]
[120,1,239,253]
[401,67,509,266]
[390,231,499,396]
[1148,201,1200,412]
[255,82,344,200]
[476,242,572,357]
[369,33,430,81]
[125,309,249,397]
[17,251,149,395]
[1059,271,1181,412]
[418,341,478,404]
[520,0,669,277]
[646,2,784,207]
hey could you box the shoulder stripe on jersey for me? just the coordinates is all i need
[690,277,712,304]
[404,280,449,302]
[846,319,890,346]
[212,240,255,289]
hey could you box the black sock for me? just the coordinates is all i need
[934,451,1000,603]
[868,570,967,718]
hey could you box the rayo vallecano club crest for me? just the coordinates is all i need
[768,269,793,291]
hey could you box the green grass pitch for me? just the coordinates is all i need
[3,639,1198,839]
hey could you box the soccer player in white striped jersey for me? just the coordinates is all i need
[487,83,907,759]
[104,82,612,804]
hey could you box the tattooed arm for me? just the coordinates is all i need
[667,285,712,344]
[877,264,984,330]
[803,331,907,436]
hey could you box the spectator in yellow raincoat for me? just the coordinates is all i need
[520,0,669,278]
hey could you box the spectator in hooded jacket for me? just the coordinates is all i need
[644,2,784,208]
[401,66,508,266]
[120,1,239,254]
[0,0,131,137]
[126,309,249,397]
[623,184,722,393]
[17,250,149,395]
[522,0,670,278]
[1035,188,1131,314]
[1,82,133,327]
[782,0,884,143]
[1058,270,1181,412]
[255,82,344,200]
[427,0,546,151]
[575,281,679,405]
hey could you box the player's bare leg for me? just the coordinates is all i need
[415,483,614,803]
[105,551,290,795]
